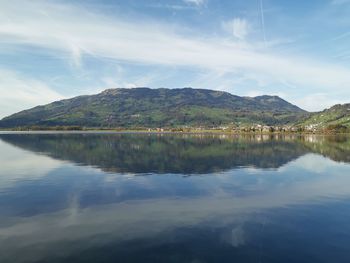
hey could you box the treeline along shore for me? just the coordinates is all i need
[2,123,349,134]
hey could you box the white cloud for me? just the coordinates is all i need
[183,0,205,7]
[223,18,249,40]
[293,93,348,112]
[100,65,173,90]
[0,1,350,111]
[244,90,286,99]
[0,69,65,118]
[331,0,350,5]
[332,31,350,41]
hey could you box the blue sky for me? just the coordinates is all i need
[1,0,350,117]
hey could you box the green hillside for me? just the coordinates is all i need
[298,104,350,131]
[0,87,306,128]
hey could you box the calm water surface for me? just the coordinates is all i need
[1,133,350,263]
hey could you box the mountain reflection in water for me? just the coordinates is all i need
[1,133,349,173]
[0,133,350,263]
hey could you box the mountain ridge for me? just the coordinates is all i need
[0,87,310,128]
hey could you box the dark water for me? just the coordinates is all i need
[1,132,350,263]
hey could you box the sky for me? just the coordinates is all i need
[1,0,350,118]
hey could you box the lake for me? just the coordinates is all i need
[1,132,350,263]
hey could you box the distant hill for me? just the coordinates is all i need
[0,87,306,128]
[298,104,350,131]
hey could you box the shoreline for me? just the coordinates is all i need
[0,129,349,135]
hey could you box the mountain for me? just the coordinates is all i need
[298,103,350,131]
[0,87,306,128]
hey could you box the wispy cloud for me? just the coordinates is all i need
[293,93,349,112]
[0,69,64,119]
[0,1,349,113]
[147,3,197,11]
[1,1,349,91]
[222,18,249,40]
[183,0,205,7]
[259,0,267,46]
[331,31,350,41]
[331,0,350,5]
[101,65,165,90]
